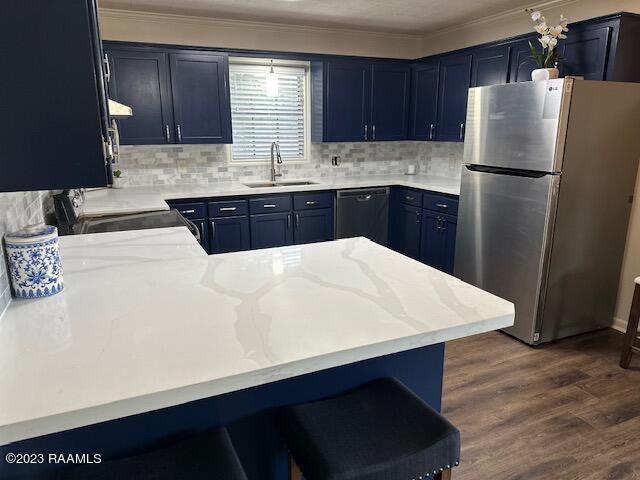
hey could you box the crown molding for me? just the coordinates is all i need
[420,0,580,40]
[98,8,424,41]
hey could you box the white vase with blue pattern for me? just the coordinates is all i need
[4,224,64,299]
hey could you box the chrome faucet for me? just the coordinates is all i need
[270,141,283,182]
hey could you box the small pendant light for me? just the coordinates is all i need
[266,59,279,97]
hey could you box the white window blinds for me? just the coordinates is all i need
[229,62,308,162]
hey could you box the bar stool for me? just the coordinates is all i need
[621,277,640,369]
[276,378,460,480]
[61,427,247,479]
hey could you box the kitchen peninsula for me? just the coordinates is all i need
[0,228,513,479]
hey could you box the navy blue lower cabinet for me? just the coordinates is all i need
[389,202,422,259]
[210,216,250,254]
[250,212,293,249]
[294,208,334,245]
[420,211,457,274]
[190,218,210,253]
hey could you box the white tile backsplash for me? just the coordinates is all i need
[114,141,464,186]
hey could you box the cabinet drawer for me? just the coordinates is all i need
[394,187,422,207]
[422,192,459,215]
[249,195,291,214]
[169,202,205,219]
[293,192,334,210]
[208,199,248,217]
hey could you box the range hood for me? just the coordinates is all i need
[107,99,133,118]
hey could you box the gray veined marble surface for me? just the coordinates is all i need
[0,230,513,444]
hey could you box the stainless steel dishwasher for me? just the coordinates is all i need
[336,188,389,246]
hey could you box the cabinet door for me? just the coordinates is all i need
[105,48,174,145]
[250,212,293,249]
[324,61,371,142]
[408,62,439,140]
[436,54,472,142]
[508,36,539,83]
[1,0,109,191]
[294,209,334,245]
[558,25,611,80]
[389,202,422,259]
[471,45,510,87]
[169,52,232,144]
[420,211,457,274]
[370,63,410,141]
[211,216,250,254]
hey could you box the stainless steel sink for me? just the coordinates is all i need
[243,180,318,188]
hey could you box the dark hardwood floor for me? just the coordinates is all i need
[443,329,640,479]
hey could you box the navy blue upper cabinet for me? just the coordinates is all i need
[471,45,510,87]
[1,0,109,192]
[169,52,232,144]
[408,62,439,141]
[250,212,294,249]
[106,48,174,145]
[558,25,612,80]
[436,54,472,142]
[370,63,410,141]
[324,60,371,142]
[508,36,539,83]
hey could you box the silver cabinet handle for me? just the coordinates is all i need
[165,125,171,143]
[459,123,465,140]
[219,207,237,212]
[287,214,291,230]
[177,124,182,143]
[429,123,435,140]
[364,124,368,140]
[305,201,318,206]
[210,220,215,238]
[435,203,448,209]
[357,195,372,202]
[179,209,195,214]
[295,213,300,230]
[103,54,111,83]
[263,204,277,208]
[405,196,415,201]
[372,124,376,141]
[415,211,421,224]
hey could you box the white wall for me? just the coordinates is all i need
[98,9,421,59]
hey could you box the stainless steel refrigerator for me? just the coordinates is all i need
[455,78,640,345]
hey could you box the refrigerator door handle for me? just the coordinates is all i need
[465,164,549,179]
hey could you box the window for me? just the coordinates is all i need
[228,59,309,163]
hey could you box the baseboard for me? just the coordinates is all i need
[611,316,628,333]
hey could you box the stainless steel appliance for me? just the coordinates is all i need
[53,190,200,242]
[455,78,640,344]
[336,188,389,245]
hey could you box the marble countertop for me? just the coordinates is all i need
[0,230,512,445]
[81,174,461,217]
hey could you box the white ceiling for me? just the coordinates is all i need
[99,0,536,34]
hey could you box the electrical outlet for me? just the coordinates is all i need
[331,155,341,166]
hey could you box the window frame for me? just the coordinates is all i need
[226,57,311,165]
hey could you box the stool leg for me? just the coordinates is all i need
[435,469,452,480]
[621,284,640,369]
[289,456,302,480]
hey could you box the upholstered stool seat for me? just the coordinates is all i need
[276,378,460,480]
[61,427,247,480]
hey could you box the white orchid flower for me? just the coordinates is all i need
[539,35,551,48]
[549,25,563,37]
[531,10,542,21]
[535,22,549,35]
[558,33,567,39]
[548,37,558,49]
